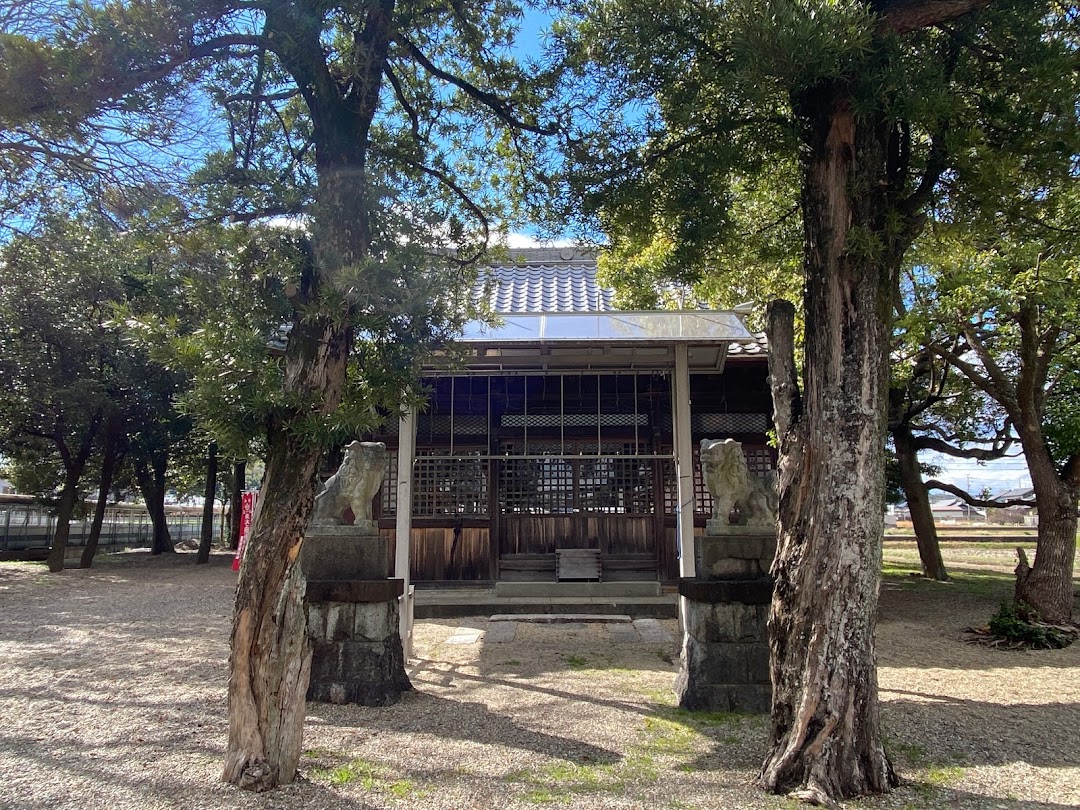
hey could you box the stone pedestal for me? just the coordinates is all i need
[302,527,412,706]
[675,528,775,713]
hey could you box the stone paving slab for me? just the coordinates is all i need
[634,617,675,643]
[445,628,485,644]
[607,623,641,643]
[483,621,518,643]
[489,613,633,624]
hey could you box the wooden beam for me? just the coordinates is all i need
[395,407,416,659]
[673,344,696,579]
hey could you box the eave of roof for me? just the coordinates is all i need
[458,309,755,345]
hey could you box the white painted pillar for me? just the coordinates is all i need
[673,343,696,579]
[394,407,417,659]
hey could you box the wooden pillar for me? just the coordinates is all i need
[673,344,696,579]
[395,407,416,659]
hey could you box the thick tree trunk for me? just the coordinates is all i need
[221,315,353,789]
[80,419,123,569]
[229,460,247,551]
[1014,439,1077,623]
[222,170,366,790]
[221,2,392,790]
[197,441,218,565]
[759,81,898,803]
[46,469,82,573]
[893,426,949,581]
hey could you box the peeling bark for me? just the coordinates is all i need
[221,4,382,785]
[759,82,898,802]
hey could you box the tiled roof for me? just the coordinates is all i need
[477,263,615,313]
[475,249,767,355]
[727,332,768,355]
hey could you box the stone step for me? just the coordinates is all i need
[489,613,632,623]
[413,590,677,620]
[494,581,661,598]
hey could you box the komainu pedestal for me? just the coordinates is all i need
[675,439,775,713]
[301,442,412,706]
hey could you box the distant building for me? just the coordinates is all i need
[992,486,1038,526]
[928,497,984,522]
[0,479,15,495]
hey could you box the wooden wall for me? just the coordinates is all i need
[380,524,492,582]
[498,515,655,556]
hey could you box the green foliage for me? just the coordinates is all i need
[987,601,1075,650]
[0,209,127,490]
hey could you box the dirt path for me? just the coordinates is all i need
[0,552,1077,809]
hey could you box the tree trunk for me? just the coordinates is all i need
[46,414,100,573]
[135,453,174,555]
[221,2,391,789]
[221,321,353,790]
[81,418,123,569]
[45,468,82,573]
[759,81,898,803]
[197,441,219,565]
[893,426,949,581]
[1014,439,1077,623]
[229,459,247,551]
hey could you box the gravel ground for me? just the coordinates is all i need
[0,551,1077,810]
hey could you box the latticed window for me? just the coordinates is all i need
[661,445,775,516]
[500,457,574,514]
[380,450,398,516]
[577,456,654,514]
[380,450,489,517]
[412,451,488,516]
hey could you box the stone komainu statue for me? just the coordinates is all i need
[700,438,777,528]
[309,441,387,526]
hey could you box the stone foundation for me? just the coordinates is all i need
[306,589,412,706]
[302,527,411,706]
[676,529,774,714]
[674,580,771,712]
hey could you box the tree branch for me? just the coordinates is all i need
[910,434,1016,460]
[925,479,1035,508]
[385,62,423,144]
[373,147,491,262]
[766,299,801,445]
[873,0,995,35]
[396,34,558,136]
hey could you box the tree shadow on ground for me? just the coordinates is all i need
[308,687,622,765]
[885,783,1080,810]
[882,690,1080,768]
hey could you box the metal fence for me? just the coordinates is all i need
[0,498,223,552]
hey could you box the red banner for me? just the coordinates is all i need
[232,491,259,572]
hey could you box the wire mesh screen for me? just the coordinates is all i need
[693,413,770,433]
